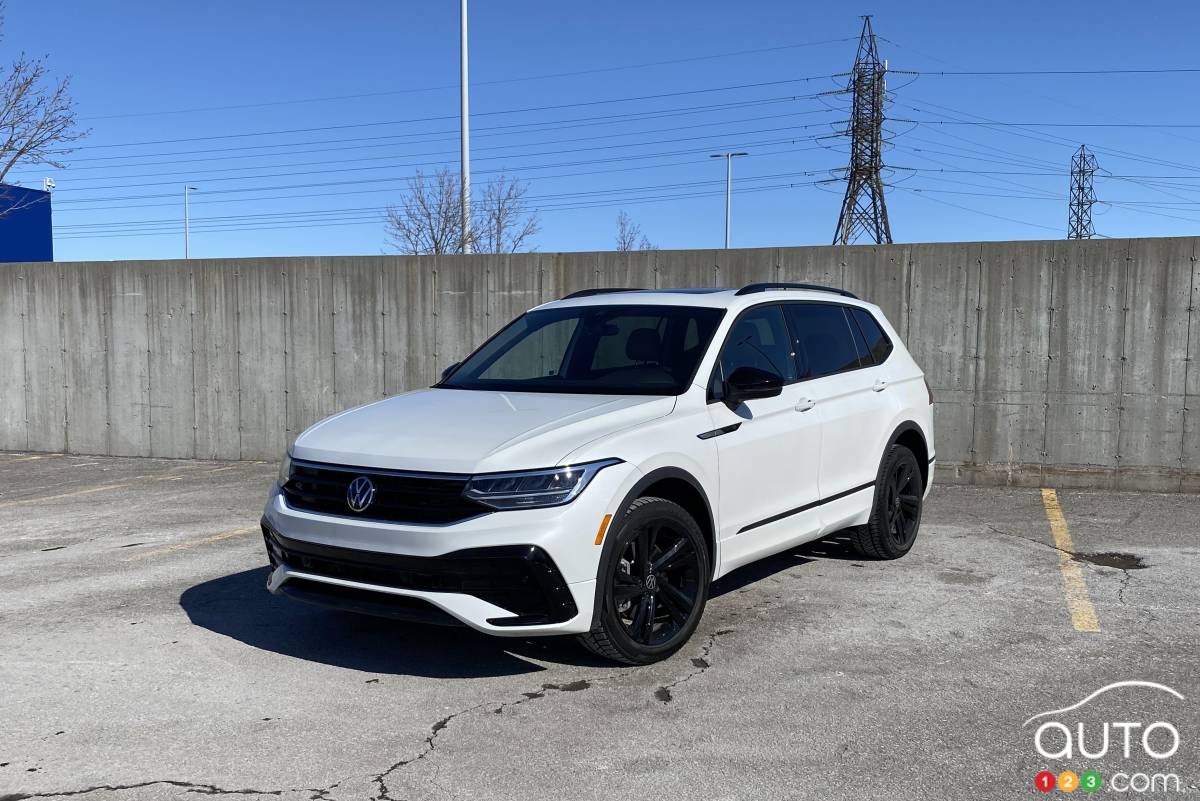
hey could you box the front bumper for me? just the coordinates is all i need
[260,461,638,635]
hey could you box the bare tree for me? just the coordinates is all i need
[476,173,539,254]
[386,169,540,255]
[385,168,466,255]
[615,210,655,252]
[0,2,86,215]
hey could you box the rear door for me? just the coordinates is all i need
[782,303,896,509]
[704,303,824,572]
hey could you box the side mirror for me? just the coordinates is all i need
[724,366,783,408]
[439,362,461,382]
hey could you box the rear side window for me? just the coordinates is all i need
[850,307,894,364]
[783,303,863,379]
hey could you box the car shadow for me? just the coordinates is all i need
[710,531,863,597]
[181,534,864,677]
[179,567,616,679]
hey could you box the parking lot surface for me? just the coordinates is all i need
[1,453,1197,800]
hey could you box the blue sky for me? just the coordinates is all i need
[5,0,1200,261]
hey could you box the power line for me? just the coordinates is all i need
[898,67,1200,77]
[80,37,858,121]
[38,120,842,192]
[59,79,841,152]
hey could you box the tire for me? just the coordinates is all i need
[579,496,710,665]
[850,444,924,560]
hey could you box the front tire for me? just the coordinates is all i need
[851,444,924,560]
[579,497,710,665]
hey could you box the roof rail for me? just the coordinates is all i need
[561,287,646,300]
[735,282,858,299]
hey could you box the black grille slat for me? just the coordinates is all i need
[282,460,489,525]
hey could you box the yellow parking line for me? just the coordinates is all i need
[1040,488,1101,633]
[0,483,130,510]
[205,466,238,474]
[126,526,258,561]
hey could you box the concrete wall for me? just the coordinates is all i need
[2,238,1198,492]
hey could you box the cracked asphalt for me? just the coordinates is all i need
[1,453,1197,800]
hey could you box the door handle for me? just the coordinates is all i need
[795,398,816,412]
[872,379,889,392]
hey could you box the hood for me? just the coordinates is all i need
[291,388,675,473]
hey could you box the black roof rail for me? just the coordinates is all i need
[561,287,646,300]
[735,282,858,299]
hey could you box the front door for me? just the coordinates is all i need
[704,303,823,574]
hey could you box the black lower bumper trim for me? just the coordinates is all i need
[280,578,464,626]
[262,522,579,626]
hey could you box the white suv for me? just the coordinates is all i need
[261,283,934,664]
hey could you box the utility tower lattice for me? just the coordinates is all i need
[1067,145,1099,239]
[833,16,892,245]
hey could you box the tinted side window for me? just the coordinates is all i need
[851,307,894,364]
[709,304,796,400]
[783,303,862,379]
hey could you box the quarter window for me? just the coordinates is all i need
[783,303,864,379]
[850,307,894,364]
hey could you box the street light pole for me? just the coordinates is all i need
[710,152,748,248]
[459,0,472,254]
[184,185,197,259]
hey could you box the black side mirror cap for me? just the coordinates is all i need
[724,365,784,408]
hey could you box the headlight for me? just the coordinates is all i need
[463,458,622,510]
[277,452,293,486]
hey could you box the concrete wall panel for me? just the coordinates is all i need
[146,262,196,457]
[332,257,385,411]
[434,256,493,372]
[840,244,910,333]
[906,242,982,467]
[192,261,241,460]
[284,258,336,442]
[653,248,721,289]
[1118,238,1194,491]
[105,264,151,457]
[776,245,843,288]
[970,241,1055,472]
[58,263,110,456]
[23,265,66,452]
[488,254,541,337]
[1182,253,1200,491]
[0,266,28,451]
[1043,239,1128,475]
[382,257,435,395]
[237,262,286,459]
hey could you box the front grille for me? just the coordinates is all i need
[282,459,490,525]
[264,527,579,625]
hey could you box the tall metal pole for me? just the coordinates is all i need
[459,0,472,254]
[183,185,196,259]
[711,152,748,249]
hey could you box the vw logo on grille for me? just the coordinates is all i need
[345,476,376,513]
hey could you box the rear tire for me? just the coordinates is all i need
[579,497,709,665]
[850,444,923,560]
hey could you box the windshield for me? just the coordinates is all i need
[439,304,726,395]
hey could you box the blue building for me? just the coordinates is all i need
[0,184,53,262]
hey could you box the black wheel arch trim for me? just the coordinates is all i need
[588,466,715,630]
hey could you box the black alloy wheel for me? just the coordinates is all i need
[580,496,710,664]
[883,456,921,548]
[851,444,924,560]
